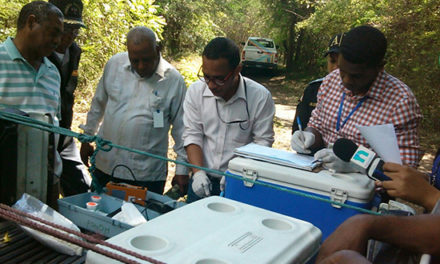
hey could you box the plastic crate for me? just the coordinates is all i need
[58,192,184,237]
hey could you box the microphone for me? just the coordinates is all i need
[333,138,390,181]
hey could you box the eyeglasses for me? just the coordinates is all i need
[197,66,234,86]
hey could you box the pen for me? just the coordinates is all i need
[296,116,303,132]
[311,159,322,164]
[296,116,306,149]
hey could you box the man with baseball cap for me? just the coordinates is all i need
[292,33,344,145]
[48,0,90,196]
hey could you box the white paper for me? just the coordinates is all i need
[234,143,319,171]
[357,124,402,164]
[112,202,147,226]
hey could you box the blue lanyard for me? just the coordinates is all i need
[336,93,367,132]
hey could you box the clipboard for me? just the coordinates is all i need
[233,143,321,171]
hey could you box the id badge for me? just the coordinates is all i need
[153,110,164,128]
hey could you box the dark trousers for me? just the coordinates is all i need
[92,168,166,195]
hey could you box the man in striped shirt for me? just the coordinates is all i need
[291,25,422,171]
[0,1,64,206]
[0,1,63,118]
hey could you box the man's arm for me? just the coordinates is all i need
[185,144,204,174]
[182,83,205,173]
[317,214,440,262]
[79,69,109,166]
[391,97,422,167]
[252,91,275,147]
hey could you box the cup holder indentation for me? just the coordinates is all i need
[207,202,236,213]
[195,259,228,264]
[130,235,168,251]
[262,218,292,231]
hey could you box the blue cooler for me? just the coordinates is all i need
[225,157,375,240]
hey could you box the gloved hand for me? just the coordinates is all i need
[291,130,315,154]
[314,148,361,173]
[191,170,211,197]
[220,176,225,192]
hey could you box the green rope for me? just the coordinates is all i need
[0,110,381,215]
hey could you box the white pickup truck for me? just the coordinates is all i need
[241,37,278,72]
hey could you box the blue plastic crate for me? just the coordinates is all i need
[58,192,185,237]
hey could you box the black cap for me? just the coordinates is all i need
[49,0,85,28]
[324,33,344,57]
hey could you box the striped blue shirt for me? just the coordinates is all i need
[0,37,61,119]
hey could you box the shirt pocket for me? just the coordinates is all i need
[106,83,122,100]
[232,123,252,145]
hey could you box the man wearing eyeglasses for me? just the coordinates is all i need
[183,37,275,202]
[48,0,91,197]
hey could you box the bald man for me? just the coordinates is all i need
[80,26,188,194]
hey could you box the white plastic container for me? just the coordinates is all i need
[226,157,376,240]
[86,196,321,264]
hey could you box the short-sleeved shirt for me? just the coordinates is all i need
[308,69,422,167]
[183,75,275,176]
[0,37,61,119]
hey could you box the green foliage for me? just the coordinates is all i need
[0,0,165,109]
[76,0,165,103]
[298,0,440,131]
[0,0,31,40]
[155,0,222,57]
[1,0,438,133]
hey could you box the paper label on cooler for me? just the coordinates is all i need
[228,232,263,253]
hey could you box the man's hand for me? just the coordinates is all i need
[172,174,189,196]
[191,170,211,197]
[378,162,440,211]
[80,142,94,167]
[291,130,315,154]
[316,215,373,263]
[314,148,360,173]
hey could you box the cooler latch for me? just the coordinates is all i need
[242,169,258,187]
[330,188,347,208]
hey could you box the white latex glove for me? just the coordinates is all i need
[314,148,360,173]
[192,170,211,197]
[220,176,225,192]
[291,130,315,154]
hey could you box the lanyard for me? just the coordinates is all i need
[336,93,367,132]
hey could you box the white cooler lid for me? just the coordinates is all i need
[228,157,375,203]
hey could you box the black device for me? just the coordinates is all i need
[333,138,390,181]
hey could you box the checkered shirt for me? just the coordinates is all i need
[308,69,422,167]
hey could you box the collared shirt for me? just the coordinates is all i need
[308,69,422,167]
[0,37,61,119]
[183,75,275,176]
[80,52,188,181]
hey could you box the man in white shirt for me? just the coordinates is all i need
[183,37,275,202]
[80,26,188,194]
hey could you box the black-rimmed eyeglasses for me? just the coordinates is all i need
[197,66,234,86]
